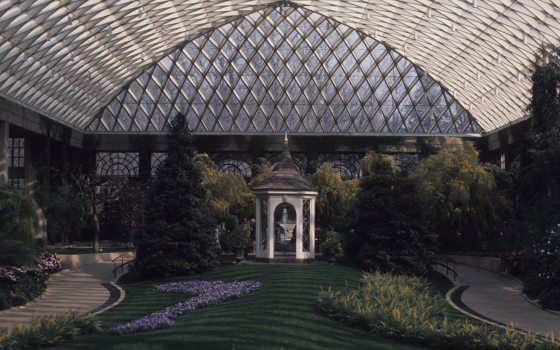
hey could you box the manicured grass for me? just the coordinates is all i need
[53,261,436,350]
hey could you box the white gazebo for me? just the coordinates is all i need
[251,135,318,262]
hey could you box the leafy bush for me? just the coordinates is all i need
[318,272,560,350]
[0,251,62,310]
[320,231,342,255]
[222,215,251,250]
[0,240,37,267]
[0,312,100,350]
[0,185,38,244]
[523,224,560,310]
[44,186,87,244]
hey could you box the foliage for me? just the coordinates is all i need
[514,44,560,237]
[0,312,100,350]
[350,152,437,275]
[194,153,254,223]
[0,251,62,310]
[71,169,121,252]
[0,184,38,244]
[111,280,261,334]
[522,224,560,310]
[410,141,510,251]
[320,231,343,255]
[44,185,87,244]
[309,163,358,230]
[221,215,251,251]
[318,271,560,350]
[248,158,272,188]
[101,181,147,244]
[0,240,37,267]
[134,114,216,277]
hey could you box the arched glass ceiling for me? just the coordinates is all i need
[0,0,556,133]
[89,6,480,135]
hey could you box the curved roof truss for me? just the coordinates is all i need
[0,0,555,133]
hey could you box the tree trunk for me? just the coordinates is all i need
[93,205,100,253]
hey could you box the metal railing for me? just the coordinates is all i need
[434,254,457,281]
[112,251,135,279]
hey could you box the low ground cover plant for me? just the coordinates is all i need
[318,271,560,350]
[0,249,62,310]
[0,312,100,350]
[111,280,261,334]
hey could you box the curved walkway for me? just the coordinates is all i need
[0,261,121,330]
[444,263,560,337]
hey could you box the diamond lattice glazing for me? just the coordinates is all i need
[89,6,481,135]
[1,1,555,132]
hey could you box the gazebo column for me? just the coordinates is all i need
[295,197,303,260]
[267,197,275,259]
[255,197,262,257]
[309,198,316,259]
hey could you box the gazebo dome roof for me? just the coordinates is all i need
[251,135,316,193]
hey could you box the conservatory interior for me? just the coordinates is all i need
[1,1,560,349]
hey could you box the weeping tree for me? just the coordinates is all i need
[410,141,510,251]
[193,154,254,223]
[134,115,216,277]
[309,163,358,231]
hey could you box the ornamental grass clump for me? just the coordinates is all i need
[0,312,100,350]
[318,271,560,350]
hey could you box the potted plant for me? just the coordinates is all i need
[321,230,342,263]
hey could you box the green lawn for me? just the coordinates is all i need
[54,262,446,350]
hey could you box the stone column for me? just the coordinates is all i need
[0,121,8,185]
[309,198,316,259]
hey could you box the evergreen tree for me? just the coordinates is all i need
[134,115,216,277]
[348,153,436,275]
[516,44,560,232]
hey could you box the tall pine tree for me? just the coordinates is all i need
[134,114,216,276]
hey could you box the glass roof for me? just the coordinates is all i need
[89,6,480,135]
[0,0,554,134]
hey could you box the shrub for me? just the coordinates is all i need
[0,312,100,350]
[349,153,437,275]
[0,185,38,244]
[0,240,37,267]
[320,231,342,255]
[318,272,560,350]
[523,224,560,310]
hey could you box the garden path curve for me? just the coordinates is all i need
[0,260,120,330]
[446,263,560,337]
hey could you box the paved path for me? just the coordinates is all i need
[445,263,560,337]
[0,261,118,330]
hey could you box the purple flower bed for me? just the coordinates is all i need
[111,280,261,335]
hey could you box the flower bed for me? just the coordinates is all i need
[318,272,560,350]
[0,252,62,310]
[111,280,261,334]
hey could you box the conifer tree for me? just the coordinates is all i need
[134,115,215,276]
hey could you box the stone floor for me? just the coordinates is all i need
[0,261,118,330]
[444,263,560,337]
